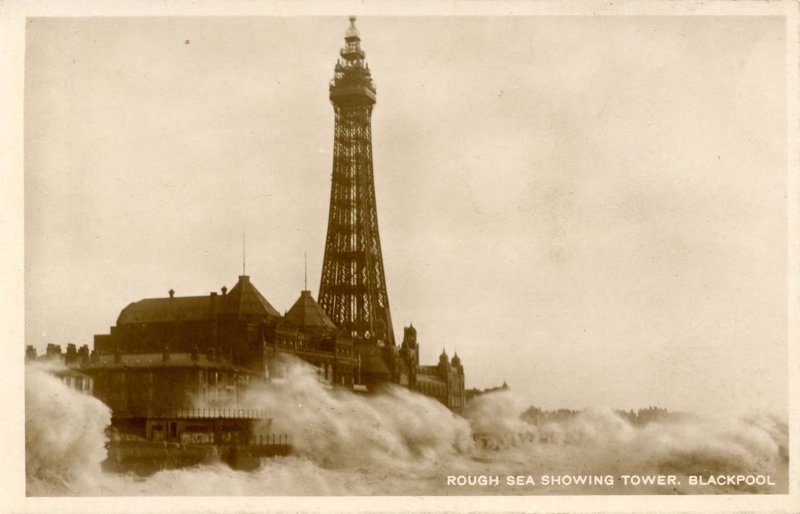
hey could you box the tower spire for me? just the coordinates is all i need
[242,231,246,275]
[304,252,308,291]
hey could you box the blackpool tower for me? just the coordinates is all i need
[318,17,396,348]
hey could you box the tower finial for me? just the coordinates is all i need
[304,252,308,291]
[345,16,361,40]
[242,231,246,276]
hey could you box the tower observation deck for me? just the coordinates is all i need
[319,17,395,348]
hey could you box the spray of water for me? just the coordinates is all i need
[25,361,111,496]
[236,358,474,470]
[25,360,788,496]
[460,391,788,494]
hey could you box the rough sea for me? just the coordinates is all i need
[25,362,788,496]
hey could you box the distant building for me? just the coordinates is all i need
[401,325,466,411]
[465,381,509,403]
[26,343,94,394]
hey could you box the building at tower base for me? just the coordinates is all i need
[85,275,358,416]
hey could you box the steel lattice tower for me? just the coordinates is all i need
[318,17,395,347]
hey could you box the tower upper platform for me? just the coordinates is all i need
[329,16,376,106]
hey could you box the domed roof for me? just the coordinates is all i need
[439,348,449,364]
[452,352,461,366]
[345,16,360,39]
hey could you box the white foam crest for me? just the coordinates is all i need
[25,362,111,495]
[461,392,788,492]
[462,390,539,449]
[236,358,474,470]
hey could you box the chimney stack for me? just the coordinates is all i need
[65,343,78,365]
[210,291,218,316]
[78,345,90,366]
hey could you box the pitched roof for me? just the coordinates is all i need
[116,275,280,325]
[222,275,281,318]
[284,290,337,331]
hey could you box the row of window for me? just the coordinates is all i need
[59,375,93,393]
[272,337,353,356]
[417,381,446,398]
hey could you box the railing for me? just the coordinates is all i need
[249,433,290,446]
[339,47,365,59]
[168,408,269,419]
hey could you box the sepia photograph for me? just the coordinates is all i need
[2,1,799,513]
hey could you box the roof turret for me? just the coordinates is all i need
[285,290,337,332]
[222,275,281,318]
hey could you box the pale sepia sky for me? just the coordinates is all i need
[24,16,788,415]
